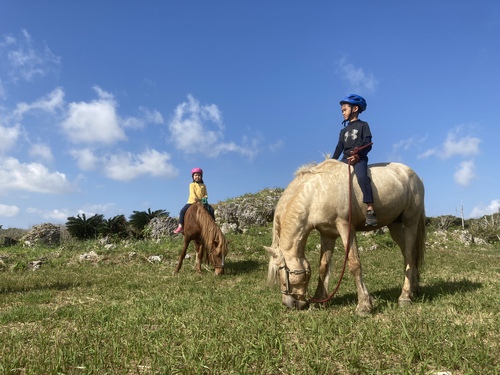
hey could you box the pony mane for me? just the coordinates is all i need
[294,159,342,177]
[195,204,228,256]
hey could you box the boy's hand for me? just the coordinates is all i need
[347,154,360,164]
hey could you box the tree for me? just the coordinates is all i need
[99,214,129,239]
[128,208,168,237]
[66,213,104,240]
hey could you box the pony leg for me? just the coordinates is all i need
[402,223,421,303]
[341,227,373,316]
[174,239,190,274]
[313,234,335,301]
[388,222,420,304]
[195,241,203,273]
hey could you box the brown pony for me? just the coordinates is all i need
[174,202,228,275]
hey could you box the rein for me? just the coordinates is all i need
[309,142,373,305]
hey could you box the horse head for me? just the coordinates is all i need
[210,238,228,276]
[265,245,311,310]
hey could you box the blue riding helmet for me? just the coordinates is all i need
[339,94,367,113]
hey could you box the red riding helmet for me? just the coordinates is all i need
[191,167,203,176]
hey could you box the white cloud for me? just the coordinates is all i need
[61,86,127,145]
[0,204,19,217]
[0,124,21,153]
[26,207,68,222]
[119,107,164,129]
[70,148,99,171]
[102,149,177,181]
[14,87,64,118]
[0,157,74,194]
[442,131,480,159]
[268,139,285,153]
[0,29,60,82]
[0,79,5,99]
[454,160,476,186]
[29,143,54,162]
[419,128,481,160]
[337,57,377,93]
[470,199,500,218]
[77,203,117,218]
[392,136,428,161]
[169,94,259,158]
[140,107,163,124]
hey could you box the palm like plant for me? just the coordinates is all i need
[99,214,129,238]
[66,213,104,240]
[129,208,168,236]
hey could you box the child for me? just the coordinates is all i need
[173,167,215,234]
[331,94,377,226]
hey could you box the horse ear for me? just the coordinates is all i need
[264,246,279,258]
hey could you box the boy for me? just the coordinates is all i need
[331,94,377,226]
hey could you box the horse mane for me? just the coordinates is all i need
[294,158,343,177]
[194,203,228,256]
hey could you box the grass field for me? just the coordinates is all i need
[1,226,499,374]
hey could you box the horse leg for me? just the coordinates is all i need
[340,226,373,316]
[388,222,419,305]
[313,233,335,301]
[195,240,203,273]
[174,237,190,274]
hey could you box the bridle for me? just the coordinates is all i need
[209,248,225,270]
[276,251,310,298]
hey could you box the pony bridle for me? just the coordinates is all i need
[277,254,310,298]
[209,249,225,269]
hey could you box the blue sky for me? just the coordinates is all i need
[1,1,499,229]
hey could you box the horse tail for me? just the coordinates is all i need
[415,208,426,271]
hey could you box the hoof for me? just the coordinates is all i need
[355,306,372,317]
[398,297,412,306]
[355,298,373,317]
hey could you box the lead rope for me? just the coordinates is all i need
[309,142,373,305]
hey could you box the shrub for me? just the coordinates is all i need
[66,213,104,240]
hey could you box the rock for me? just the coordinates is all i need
[27,260,43,270]
[216,188,283,230]
[145,216,178,240]
[147,255,162,263]
[22,223,61,246]
[79,251,100,262]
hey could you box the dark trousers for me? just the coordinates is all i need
[179,203,215,225]
[342,157,373,204]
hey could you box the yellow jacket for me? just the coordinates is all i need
[187,182,208,204]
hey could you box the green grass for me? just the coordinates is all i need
[1,227,499,374]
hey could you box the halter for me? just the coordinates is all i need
[275,250,310,298]
[209,248,225,269]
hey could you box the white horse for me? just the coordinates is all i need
[265,159,425,315]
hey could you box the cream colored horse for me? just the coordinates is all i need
[265,159,425,315]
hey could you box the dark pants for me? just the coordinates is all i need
[342,157,373,204]
[179,203,215,225]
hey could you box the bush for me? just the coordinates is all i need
[467,211,500,243]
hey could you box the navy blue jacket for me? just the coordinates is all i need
[332,120,372,160]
